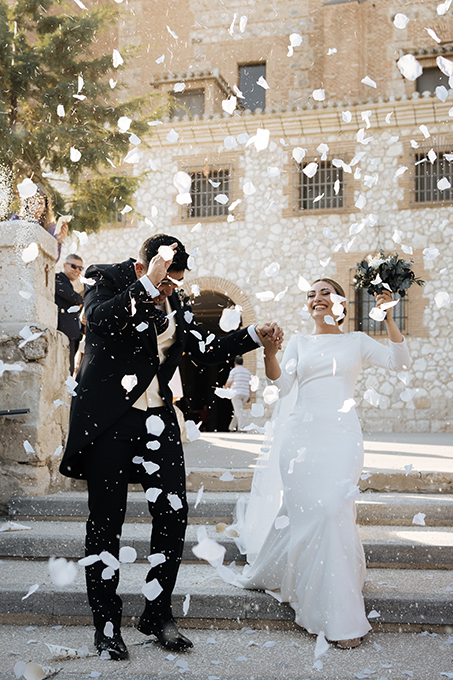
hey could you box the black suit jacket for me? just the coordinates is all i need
[60,258,258,479]
[55,272,83,340]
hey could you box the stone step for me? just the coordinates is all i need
[8,491,453,526]
[1,521,452,569]
[1,624,452,680]
[0,561,452,628]
[185,467,453,493]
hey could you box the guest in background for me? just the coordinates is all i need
[55,254,84,374]
[11,184,68,261]
[225,356,251,432]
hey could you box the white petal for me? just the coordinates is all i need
[361,75,377,88]
[112,49,124,68]
[155,54,165,64]
[168,493,183,511]
[338,398,356,413]
[298,276,311,292]
[48,557,77,586]
[119,546,137,563]
[219,306,241,331]
[166,25,178,39]
[263,385,279,405]
[369,306,386,322]
[148,553,166,567]
[368,609,381,619]
[364,388,381,407]
[292,147,306,163]
[146,414,165,436]
[145,487,162,503]
[222,96,237,115]
[219,471,234,482]
[224,135,238,150]
[142,578,163,601]
[185,420,201,442]
[397,54,423,81]
[314,631,330,658]
[419,124,430,139]
[166,128,179,143]
[312,88,325,101]
[243,181,256,195]
[251,403,264,418]
[437,55,453,78]
[57,104,65,117]
[143,461,160,475]
[274,515,289,529]
[257,75,269,89]
[438,177,451,191]
[434,291,451,308]
[256,291,275,302]
[22,584,39,600]
[121,374,137,393]
[303,162,318,178]
[182,593,190,615]
[239,15,247,32]
[355,193,367,209]
[436,85,449,102]
[412,512,426,526]
[70,147,81,162]
[342,110,352,123]
[393,13,409,29]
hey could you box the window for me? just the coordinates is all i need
[349,271,407,335]
[414,149,453,203]
[293,160,344,212]
[416,67,449,94]
[239,63,266,111]
[182,165,232,220]
[171,89,205,119]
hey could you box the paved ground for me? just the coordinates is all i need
[184,432,453,474]
[0,623,452,680]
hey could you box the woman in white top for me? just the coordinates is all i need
[234,278,410,648]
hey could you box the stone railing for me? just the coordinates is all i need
[0,220,71,511]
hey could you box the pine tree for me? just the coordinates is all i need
[0,0,167,232]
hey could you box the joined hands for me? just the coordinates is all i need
[256,322,284,356]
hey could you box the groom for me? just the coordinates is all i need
[60,233,282,660]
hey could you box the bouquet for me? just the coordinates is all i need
[354,250,425,297]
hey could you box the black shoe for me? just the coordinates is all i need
[137,617,193,651]
[94,630,129,660]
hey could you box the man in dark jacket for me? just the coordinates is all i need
[59,234,282,660]
[55,254,84,373]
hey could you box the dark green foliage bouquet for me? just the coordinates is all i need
[354,250,425,297]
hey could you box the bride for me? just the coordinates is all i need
[234,278,411,648]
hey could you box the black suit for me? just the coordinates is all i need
[59,258,258,633]
[55,271,83,373]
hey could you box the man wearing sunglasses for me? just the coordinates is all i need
[59,233,283,661]
[55,254,84,373]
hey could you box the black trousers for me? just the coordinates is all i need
[81,406,188,633]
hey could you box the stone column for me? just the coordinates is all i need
[0,220,71,511]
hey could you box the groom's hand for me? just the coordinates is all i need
[146,243,178,287]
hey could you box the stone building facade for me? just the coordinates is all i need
[63,0,453,433]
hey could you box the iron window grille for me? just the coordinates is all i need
[413,147,453,204]
[349,269,407,335]
[182,165,233,220]
[293,160,345,213]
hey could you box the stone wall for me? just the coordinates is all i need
[65,94,453,434]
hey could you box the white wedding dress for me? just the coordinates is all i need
[233,331,410,641]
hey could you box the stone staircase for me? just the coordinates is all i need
[1,486,453,630]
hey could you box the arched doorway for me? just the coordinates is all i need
[178,280,256,432]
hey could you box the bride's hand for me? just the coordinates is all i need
[375,290,393,320]
[257,322,281,356]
